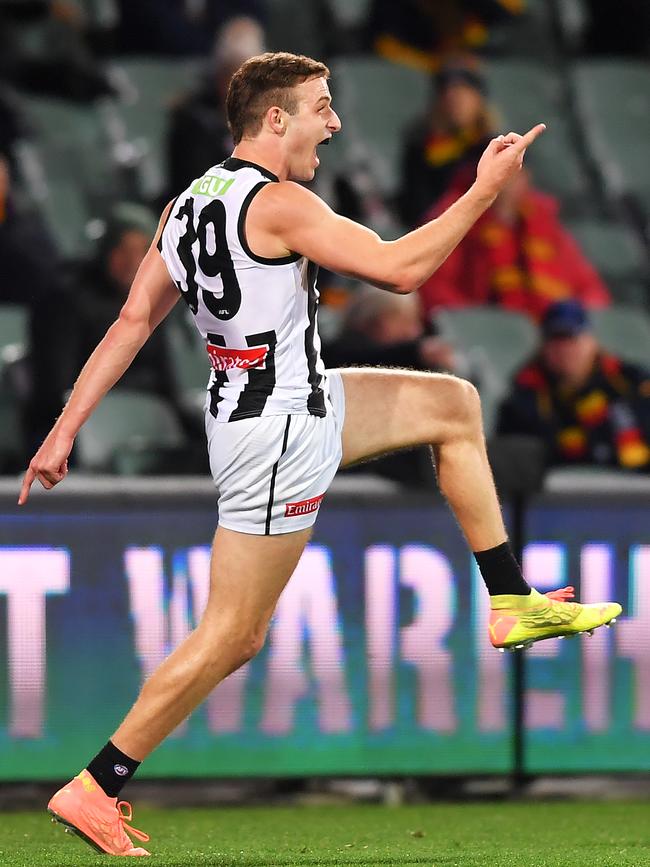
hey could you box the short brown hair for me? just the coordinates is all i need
[226,51,330,144]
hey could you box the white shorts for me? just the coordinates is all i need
[205,370,346,535]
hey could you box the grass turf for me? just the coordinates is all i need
[4,801,650,866]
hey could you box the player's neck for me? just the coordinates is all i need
[231,142,288,181]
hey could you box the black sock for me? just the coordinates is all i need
[86,740,141,798]
[474,541,531,596]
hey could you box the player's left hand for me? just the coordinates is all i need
[18,429,73,505]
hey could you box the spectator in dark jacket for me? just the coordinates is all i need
[167,16,265,195]
[322,285,462,487]
[67,204,177,403]
[497,300,650,471]
[397,55,494,227]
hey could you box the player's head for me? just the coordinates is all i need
[227,51,341,181]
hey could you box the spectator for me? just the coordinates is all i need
[418,169,611,321]
[65,203,179,404]
[366,0,523,72]
[322,284,458,372]
[398,55,494,227]
[114,0,265,56]
[61,203,204,458]
[322,286,463,488]
[497,300,650,471]
[0,1,113,100]
[167,16,266,196]
[0,156,73,454]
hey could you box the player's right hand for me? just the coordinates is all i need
[475,123,546,200]
[18,430,73,505]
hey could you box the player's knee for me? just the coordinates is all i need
[446,376,482,434]
[234,628,267,666]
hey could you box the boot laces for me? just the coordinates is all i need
[116,800,150,844]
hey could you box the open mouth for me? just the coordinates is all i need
[318,137,331,146]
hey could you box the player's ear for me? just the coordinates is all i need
[267,106,286,136]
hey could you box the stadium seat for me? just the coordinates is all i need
[571,61,650,212]
[0,391,22,473]
[0,305,28,374]
[165,307,210,419]
[589,306,650,369]
[564,217,649,305]
[75,388,189,474]
[485,61,594,210]
[18,95,118,202]
[436,307,538,435]
[0,305,27,472]
[329,57,430,196]
[485,0,557,60]
[107,57,201,200]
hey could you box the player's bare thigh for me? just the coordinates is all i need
[201,525,312,638]
[337,367,480,467]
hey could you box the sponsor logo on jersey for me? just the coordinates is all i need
[285,494,325,518]
[207,343,269,371]
[190,174,235,197]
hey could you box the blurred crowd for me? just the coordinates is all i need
[1,0,650,484]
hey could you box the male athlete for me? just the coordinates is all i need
[19,53,621,856]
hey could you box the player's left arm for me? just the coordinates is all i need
[18,203,179,504]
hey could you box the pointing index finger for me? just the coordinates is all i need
[516,123,546,150]
[18,466,36,506]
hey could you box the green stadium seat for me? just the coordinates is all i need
[436,307,538,435]
[19,95,118,201]
[589,306,650,369]
[485,61,594,210]
[0,391,23,472]
[0,305,28,371]
[165,307,210,419]
[0,305,27,472]
[329,57,430,196]
[107,57,201,199]
[571,61,650,211]
[485,0,557,60]
[75,388,188,474]
[564,217,649,305]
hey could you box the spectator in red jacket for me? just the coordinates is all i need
[418,168,611,321]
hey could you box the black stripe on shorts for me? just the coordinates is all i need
[265,416,291,535]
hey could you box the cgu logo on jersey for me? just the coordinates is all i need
[207,342,269,372]
[190,174,235,197]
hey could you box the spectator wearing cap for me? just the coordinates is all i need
[418,168,610,321]
[497,301,650,471]
[397,55,494,227]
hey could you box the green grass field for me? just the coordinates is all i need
[4,801,650,866]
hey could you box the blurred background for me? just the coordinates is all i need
[1,0,650,800]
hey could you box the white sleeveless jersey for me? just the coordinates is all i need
[158,157,328,422]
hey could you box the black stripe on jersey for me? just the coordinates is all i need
[265,415,291,535]
[230,330,278,421]
[304,260,326,417]
[156,196,178,253]
[207,333,229,419]
[221,157,279,182]
[238,182,301,266]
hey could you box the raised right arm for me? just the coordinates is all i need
[248,125,545,294]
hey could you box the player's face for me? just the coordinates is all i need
[284,76,341,182]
